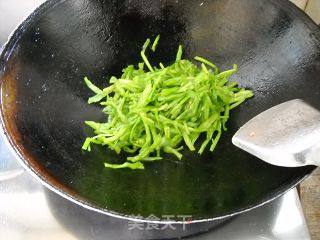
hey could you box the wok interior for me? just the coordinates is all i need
[0,0,319,221]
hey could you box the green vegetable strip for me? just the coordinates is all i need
[83,36,253,169]
[176,45,183,62]
[194,56,219,74]
[104,161,144,170]
[141,39,154,72]
[159,63,165,69]
[84,77,102,94]
[151,35,160,52]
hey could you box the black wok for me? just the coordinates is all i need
[0,0,319,238]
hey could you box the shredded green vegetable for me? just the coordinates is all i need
[82,35,253,170]
[151,35,160,52]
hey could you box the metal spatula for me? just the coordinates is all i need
[232,99,320,167]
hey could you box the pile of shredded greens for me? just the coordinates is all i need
[82,35,253,170]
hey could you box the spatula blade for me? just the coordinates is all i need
[232,99,320,167]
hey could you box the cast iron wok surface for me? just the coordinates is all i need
[0,0,319,222]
